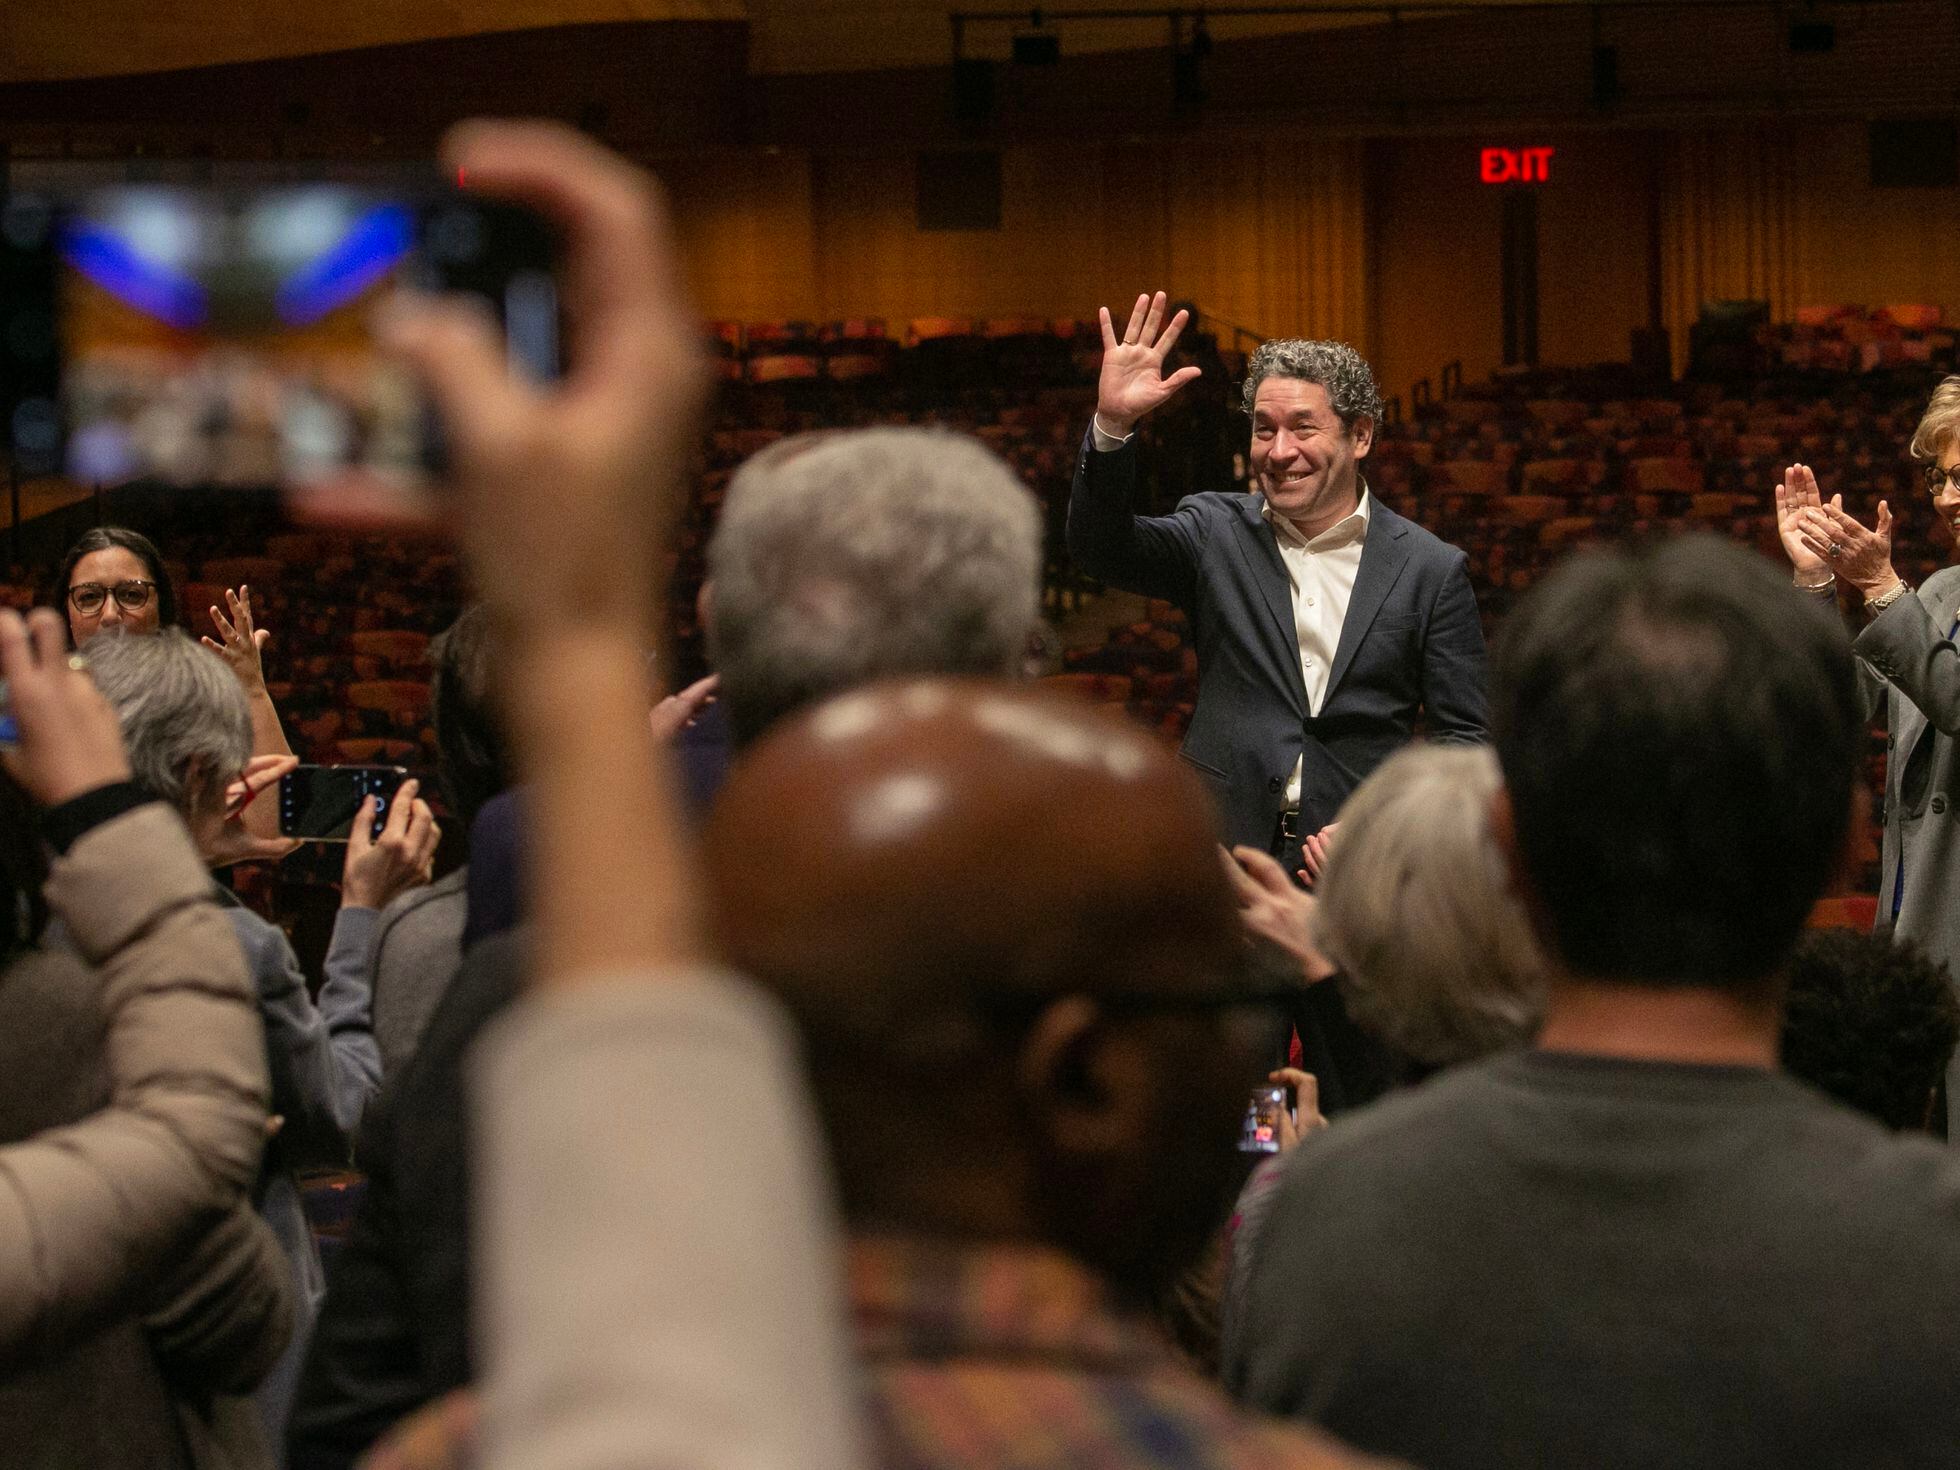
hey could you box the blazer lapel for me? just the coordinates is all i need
[1229,499,1308,717]
[1326,502,1412,700]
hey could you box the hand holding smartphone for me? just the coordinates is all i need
[278,763,409,842]
[1,180,559,508]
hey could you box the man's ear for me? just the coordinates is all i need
[1017,996,1158,1155]
[1350,414,1375,460]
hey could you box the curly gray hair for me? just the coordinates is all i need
[707,427,1043,749]
[1240,339,1382,429]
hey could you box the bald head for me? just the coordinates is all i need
[704,679,1238,1033]
[703,679,1258,1296]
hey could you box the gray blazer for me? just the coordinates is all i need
[1853,564,1960,1134]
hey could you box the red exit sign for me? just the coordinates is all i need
[1481,146,1555,184]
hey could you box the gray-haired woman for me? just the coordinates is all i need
[85,629,439,1444]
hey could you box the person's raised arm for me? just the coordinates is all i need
[1067,290,1209,603]
[0,608,270,1367]
[203,585,302,853]
[370,119,862,1470]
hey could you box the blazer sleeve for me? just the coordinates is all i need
[1855,590,1960,737]
[0,803,268,1369]
[1065,427,1208,606]
[1421,551,1491,744]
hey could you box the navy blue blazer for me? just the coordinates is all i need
[1067,429,1490,850]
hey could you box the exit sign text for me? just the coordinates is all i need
[1480,147,1555,184]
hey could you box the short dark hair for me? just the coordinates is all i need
[1782,930,1960,1131]
[50,526,178,633]
[428,606,511,831]
[1492,535,1860,987]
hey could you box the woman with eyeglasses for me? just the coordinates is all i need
[50,526,300,860]
[1773,374,1960,1139]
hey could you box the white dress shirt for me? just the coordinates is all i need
[1091,415,1370,814]
[1266,493,1370,808]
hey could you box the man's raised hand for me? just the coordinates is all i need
[1096,290,1202,438]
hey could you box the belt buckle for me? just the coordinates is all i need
[1279,810,1303,842]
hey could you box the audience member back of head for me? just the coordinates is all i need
[1225,535,1960,1470]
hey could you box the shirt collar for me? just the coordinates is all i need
[1265,483,1372,551]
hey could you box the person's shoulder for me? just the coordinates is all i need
[1921,564,1960,597]
[1174,489,1257,519]
[1369,497,1464,562]
[376,866,469,938]
[1272,1059,1504,1192]
[1777,1084,1960,1223]
[220,897,285,957]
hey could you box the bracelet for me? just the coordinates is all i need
[1866,580,1912,615]
[1794,572,1837,593]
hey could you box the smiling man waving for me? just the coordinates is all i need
[1067,293,1489,1112]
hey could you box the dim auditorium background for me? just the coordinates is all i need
[6,0,1957,1013]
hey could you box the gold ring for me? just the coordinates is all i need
[66,653,89,672]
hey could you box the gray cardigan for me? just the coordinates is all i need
[223,898,382,1445]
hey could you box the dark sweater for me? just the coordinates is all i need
[1225,1049,1960,1469]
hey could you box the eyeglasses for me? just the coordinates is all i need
[1921,463,1960,497]
[68,579,156,616]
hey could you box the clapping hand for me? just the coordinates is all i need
[1096,291,1202,439]
[1792,496,1899,598]
[1222,844,1337,984]
[1773,464,1833,582]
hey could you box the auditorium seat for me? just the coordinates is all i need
[203,556,284,588]
[332,737,419,764]
[346,680,432,723]
[1629,457,1704,495]
[907,317,976,344]
[748,355,822,384]
[1434,460,1510,497]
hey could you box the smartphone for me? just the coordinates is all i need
[1238,1085,1289,1155]
[0,181,559,501]
[278,764,408,842]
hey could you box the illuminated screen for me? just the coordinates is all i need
[58,186,431,488]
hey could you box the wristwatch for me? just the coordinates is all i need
[1867,580,1913,616]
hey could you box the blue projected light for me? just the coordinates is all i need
[275,203,413,327]
[60,221,207,331]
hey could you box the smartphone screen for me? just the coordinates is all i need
[1,183,557,496]
[279,764,408,842]
[1237,1085,1289,1155]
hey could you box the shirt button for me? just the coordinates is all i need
[1268,776,1284,793]
[1936,796,1950,815]
[1306,597,1316,606]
